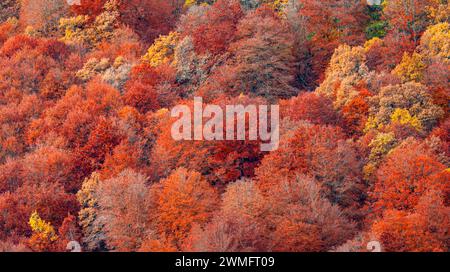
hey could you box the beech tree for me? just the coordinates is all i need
[316,44,369,109]
[280,92,342,126]
[264,175,355,251]
[369,82,444,131]
[185,179,268,252]
[372,138,449,214]
[383,0,441,45]
[372,190,449,252]
[77,173,106,252]
[256,123,365,221]
[298,0,368,81]
[153,168,218,249]
[97,169,152,251]
[225,6,297,100]
[0,182,78,240]
[151,95,266,186]
[0,0,448,253]
[178,0,243,55]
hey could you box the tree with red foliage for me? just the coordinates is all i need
[178,0,243,55]
[73,0,181,43]
[298,0,368,81]
[0,183,78,240]
[341,87,371,134]
[26,80,123,182]
[0,0,448,253]
[0,18,19,45]
[57,214,82,251]
[256,123,365,220]
[118,0,181,43]
[20,0,69,36]
[429,118,450,160]
[151,95,266,186]
[0,93,42,162]
[372,138,449,215]
[196,5,297,100]
[123,64,165,113]
[280,92,342,126]
[75,117,123,177]
[71,0,108,17]
[0,35,76,96]
[130,63,178,107]
[99,106,155,179]
[383,0,440,45]
[365,31,416,72]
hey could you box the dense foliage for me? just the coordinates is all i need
[0,0,448,252]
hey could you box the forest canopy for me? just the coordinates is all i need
[0,0,448,252]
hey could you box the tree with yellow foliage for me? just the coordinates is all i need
[419,22,450,62]
[363,132,398,181]
[393,52,426,82]
[59,0,119,47]
[184,0,214,8]
[390,108,422,131]
[369,82,443,131]
[28,211,58,252]
[262,0,289,13]
[316,44,369,109]
[142,32,179,67]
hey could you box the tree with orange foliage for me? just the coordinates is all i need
[138,232,177,252]
[372,190,449,252]
[153,168,218,249]
[0,17,19,44]
[372,138,449,215]
[20,0,69,36]
[0,35,76,96]
[341,88,371,134]
[256,123,365,220]
[265,175,355,251]
[27,79,123,182]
